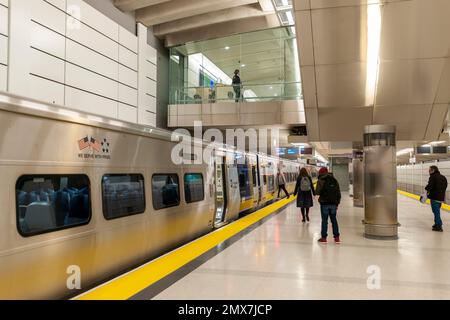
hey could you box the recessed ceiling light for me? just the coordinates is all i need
[225,46,230,50]
[241,64,246,67]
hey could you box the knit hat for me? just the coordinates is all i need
[319,167,329,175]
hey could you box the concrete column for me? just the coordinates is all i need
[363,125,398,240]
[352,150,364,208]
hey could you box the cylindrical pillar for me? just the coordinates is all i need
[353,150,364,208]
[363,125,398,240]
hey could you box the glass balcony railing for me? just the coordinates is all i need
[170,82,302,105]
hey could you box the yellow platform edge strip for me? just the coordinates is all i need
[397,189,450,211]
[74,196,296,300]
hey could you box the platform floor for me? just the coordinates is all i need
[154,194,450,300]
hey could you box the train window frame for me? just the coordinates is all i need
[151,173,181,210]
[101,174,146,221]
[15,174,92,238]
[184,173,205,204]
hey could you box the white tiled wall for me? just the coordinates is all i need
[0,0,8,91]
[7,0,157,126]
[137,23,157,127]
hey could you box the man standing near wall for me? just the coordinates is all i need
[425,165,448,232]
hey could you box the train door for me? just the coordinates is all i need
[214,157,227,227]
[225,162,241,221]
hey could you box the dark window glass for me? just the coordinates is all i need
[152,174,180,209]
[184,173,204,203]
[16,175,91,237]
[252,166,257,187]
[237,165,251,199]
[102,174,146,220]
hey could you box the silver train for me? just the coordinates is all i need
[0,93,315,299]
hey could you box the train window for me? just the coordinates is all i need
[152,174,180,210]
[102,174,146,220]
[184,173,204,203]
[252,166,257,187]
[268,175,275,192]
[16,175,91,237]
[237,164,252,199]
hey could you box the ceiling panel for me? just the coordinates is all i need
[424,103,449,141]
[380,0,450,60]
[304,107,319,140]
[376,58,446,106]
[311,5,368,65]
[299,65,318,108]
[309,0,404,9]
[294,10,314,66]
[318,107,373,141]
[316,62,369,108]
[373,104,432,124]
[435,57,450,104]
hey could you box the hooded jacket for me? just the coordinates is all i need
[425,170,448,202]
[315,173,341,205]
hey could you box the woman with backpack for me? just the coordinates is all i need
[294,167,315,223]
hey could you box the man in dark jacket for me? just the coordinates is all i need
[425,165,448,232]
[315,167,341,243]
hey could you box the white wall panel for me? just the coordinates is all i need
[0,35,7,65]
[147,62,157,81]
[0,0,8,7]
[65,63,118,101]
[138,110,156,127]
[66,21,119,61]
[0,64,6,91]
[119,46,138,71]
[0,5,8,36]
[29,75,64,105]
[30,21,65,59]
[31,0,65,34]
[66,39,118,81]
[67,0,119,41]
[30,48,64,83]
[119,64,138,88]
[65,86,118,118]
[118,103,137,123]
[144,77,157,96]
[119,26,137,53]
[147,46,157,66]
[141,93,157,113]
[45,0,66,11]
[118,84,138,107]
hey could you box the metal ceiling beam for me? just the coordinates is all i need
[153,4,269,37]
[258,0,274,11]
[136,0,258,26]
[164,14,280,47]
[114,0,171,12]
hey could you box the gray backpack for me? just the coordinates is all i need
[300,177,311,192]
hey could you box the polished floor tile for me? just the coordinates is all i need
[153,194,450,300]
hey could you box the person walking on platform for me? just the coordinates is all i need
[315,167,341,244]
[425,165,448,232]
[277,169,290,199]
[294,167,315,223]
[232,69,242,103]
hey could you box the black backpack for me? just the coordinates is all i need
[321,176,340,204]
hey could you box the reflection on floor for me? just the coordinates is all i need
[154,193,450,300]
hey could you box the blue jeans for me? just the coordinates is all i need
[320,205,340,238]
[431,200,443,227]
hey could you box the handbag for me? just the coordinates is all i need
[419,191,428,204]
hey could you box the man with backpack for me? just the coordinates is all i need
[315,167,341,244]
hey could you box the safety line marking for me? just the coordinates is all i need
[74,196,296,300]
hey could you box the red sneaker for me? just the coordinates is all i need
[334,237,341,244]
[318,238,327,243]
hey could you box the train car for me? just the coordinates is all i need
[0,93,301,299]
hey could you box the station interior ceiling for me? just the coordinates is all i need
[114,0,450,163]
